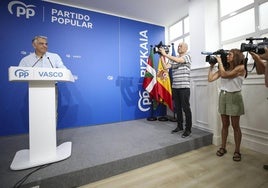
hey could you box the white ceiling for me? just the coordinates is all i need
[46,0,189,26]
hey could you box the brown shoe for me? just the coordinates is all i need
[233,152,241,162]
[216,148,227,157]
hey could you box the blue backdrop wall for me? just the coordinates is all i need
[0,0,166,136]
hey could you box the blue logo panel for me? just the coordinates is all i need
[0,0,165,136]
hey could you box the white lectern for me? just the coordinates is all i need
[9,66,75,170]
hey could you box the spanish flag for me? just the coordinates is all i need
[156,56,173,111]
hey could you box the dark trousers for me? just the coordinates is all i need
[172,88,192,131]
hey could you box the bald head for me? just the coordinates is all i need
[178,42,188,55]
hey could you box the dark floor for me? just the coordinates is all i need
[0,119,213,188]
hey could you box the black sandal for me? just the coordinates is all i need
[233,152,241,162]
[216,148,227,157]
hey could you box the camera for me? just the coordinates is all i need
[202,49,229,69]
[153,41,170,54]
[240,37,268,54]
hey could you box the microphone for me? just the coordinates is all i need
[32,56,43,67]
[47,57,54,68]
[201,51,213,55]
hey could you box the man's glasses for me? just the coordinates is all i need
[37,42,48,46]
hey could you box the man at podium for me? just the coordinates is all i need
[9,36,74,171]
[19,35,66,68]
[18,35,68,122]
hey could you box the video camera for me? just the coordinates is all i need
[153,41,170,54]
[240,37,268,54]
[201,49,229,69]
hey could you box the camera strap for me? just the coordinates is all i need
[244,53,248,78]
[244,52,256,78]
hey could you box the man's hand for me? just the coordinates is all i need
[259,47,268,61]
[159,48,167,56]
[249,51,262,61]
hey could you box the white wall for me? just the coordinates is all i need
[189,0,219,69]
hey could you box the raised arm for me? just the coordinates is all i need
[217,56,245,78]
[159,48,186,64]
[208,64,220,82]
[250,52,266,74]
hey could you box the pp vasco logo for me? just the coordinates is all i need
[8,1,36,19]
[15,69,29,78]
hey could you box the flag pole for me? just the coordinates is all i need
[168,43,177,122]
[168,109,177,122]
[157,54,169,122]
[143,45,157,121]
[147,45,157,121]
[147,99,157,121]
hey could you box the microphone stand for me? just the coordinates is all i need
[32,56,43,67]
[47,57,54,68]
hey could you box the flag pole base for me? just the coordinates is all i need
[158,116,169,121]
[168,117,177,122]
[146,117,157,121]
